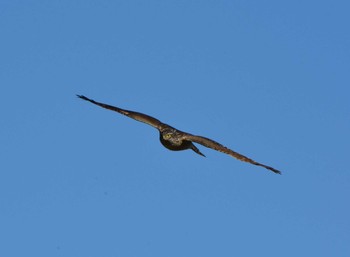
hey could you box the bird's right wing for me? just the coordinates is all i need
[182,133,281,174]
[77,95,164,130]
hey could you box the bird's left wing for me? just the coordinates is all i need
[182,133,281,174]
[77,95,164,130]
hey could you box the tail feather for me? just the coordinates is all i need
[190,143,206,157]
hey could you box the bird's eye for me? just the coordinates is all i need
[164,134,172,139]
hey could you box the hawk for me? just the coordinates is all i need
[77,95,281,174]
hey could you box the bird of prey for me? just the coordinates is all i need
[77,95,281,174]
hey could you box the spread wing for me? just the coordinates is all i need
[77,95,164,130]
[182,133,281,174]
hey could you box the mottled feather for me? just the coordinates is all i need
[77,95,164,130]
[182,134,281,174]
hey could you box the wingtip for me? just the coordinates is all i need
[270,167,282,175]
[76,94,89,101]
[259,163,282,175]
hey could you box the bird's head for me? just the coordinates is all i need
[162,132,173,140]
[161,128,176,140]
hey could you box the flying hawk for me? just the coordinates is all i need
[77,95,281,174]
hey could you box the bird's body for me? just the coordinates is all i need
[158,127,205,156]
[77,95,281,174]
[159,127,189,150]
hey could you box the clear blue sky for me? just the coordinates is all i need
[1,0,349,256]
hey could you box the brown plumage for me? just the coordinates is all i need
[77,95,281,174]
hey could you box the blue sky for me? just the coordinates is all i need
[1,0,349,256]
